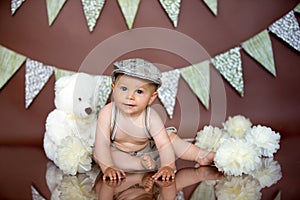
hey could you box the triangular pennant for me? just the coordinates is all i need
[268,10,300,52]
[0,45,26,89]
[54,68,75,81]
[190,181,216,200]
[95,75,112,112]
[211,47,244,96]
[203,0,218,16]
[157,69,180,119]
[117,0,141,29]
[294,3,300,14]
[11,0,25,15]
[242,30,276,76]
[180,60,210,109]
[25,58,54,108]
[31,185,46,200]
[46,0,68,26]
[159,0,181,27]
[81,0,105,32]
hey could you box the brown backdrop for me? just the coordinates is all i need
[0,0,299,146]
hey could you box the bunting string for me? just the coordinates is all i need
[2,6,299,117]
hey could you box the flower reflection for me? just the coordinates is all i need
[191,157,282,200]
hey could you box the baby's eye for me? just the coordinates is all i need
[78,98,82,101]
[120,86,127,91]
[136,89,143,94]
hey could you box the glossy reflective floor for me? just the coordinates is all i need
[0,136,299,200]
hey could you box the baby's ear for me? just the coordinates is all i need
[111,83,115,89]
[148,91,158,105]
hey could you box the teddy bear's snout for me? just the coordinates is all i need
[85,107,92,115]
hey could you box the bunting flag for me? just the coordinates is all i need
[190,181,216,200]
[203,0,218,16]
[159,0,181,27]
[211,47,244,96]
[268,11,300,52]
[117,0,141,29]
[81,0,105,32]
[11,0,25,15]
[25,59,54,108]
[157,69,180,119]
[294,3,300,14]
[242,30,276,76]
[180,60,210,109]
[54,68,75,80]
[95,75,112,111]
[46,0,68,26]
[31,185,46,200]
[0,45,26,89]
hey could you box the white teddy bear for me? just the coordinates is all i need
[44,72,101,175]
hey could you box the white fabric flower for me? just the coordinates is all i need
[214,138,261,176]
[250,158,282,188]
[54,136,92,175]
[195,125,228,152]
[223,115,252,138]
[59,175,96,200]
[216,175,261,200]
[245,125,280,157]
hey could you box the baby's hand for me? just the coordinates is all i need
[152,166,175,181]
[103,167,126,181]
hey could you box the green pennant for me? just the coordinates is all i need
[203,0,218,16]
[54,68,75,81]
[294,3,300,14]
[242,30,276,76]
[46,0,67,26]
[159,0,181,27]
[180,60,210,109]
[117,0,141,29]
[211,47,244,96]
[0,45,26,89]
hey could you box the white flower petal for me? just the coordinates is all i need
[223,115,252,138]
[54,136,92,175]
[215,138,261,176]
[245,125,281,157]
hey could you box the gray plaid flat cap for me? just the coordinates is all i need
[113,58,162,87]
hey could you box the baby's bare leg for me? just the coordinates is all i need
[111,148,155,171]
[168,132,214,165]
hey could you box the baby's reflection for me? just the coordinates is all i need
[95,166,222,200]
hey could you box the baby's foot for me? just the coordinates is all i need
[197,151,215,166]
[141,155,156,170]
[142,174,155,192]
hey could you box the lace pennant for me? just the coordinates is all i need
[81,0,105,32]
[117,0,141,29]
[158,69,180,119]
[11,0,25,15]
[269,10,300,52]
[242,30,276,76]
[180,60,210,109]
[211,47,244,96]
[159,0,181,27]
[31,185,46,200]
[95,75,112,112]
[0,45,26,89]
[25,58,54,108]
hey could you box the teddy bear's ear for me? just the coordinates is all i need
[54,75,75,95]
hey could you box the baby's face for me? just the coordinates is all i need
[112,75,157,115]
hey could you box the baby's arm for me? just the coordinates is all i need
[93,103,125,180]
[149,109,175,180]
